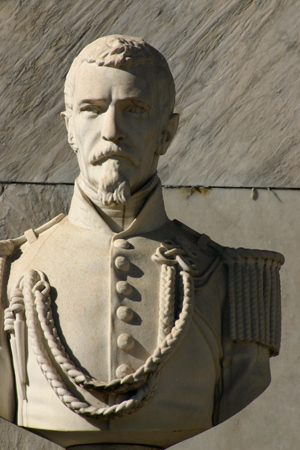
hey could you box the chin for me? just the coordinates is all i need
[96,163,131,206]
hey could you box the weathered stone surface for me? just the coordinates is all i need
[0,184,72,239]
[0,417,63,450]
[1,0,300,187]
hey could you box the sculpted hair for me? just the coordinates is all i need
[64,35,176,120]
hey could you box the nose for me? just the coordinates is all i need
[102,106,125,143]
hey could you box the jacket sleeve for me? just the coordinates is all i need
[213,246,284,425]
[0,240,16,421]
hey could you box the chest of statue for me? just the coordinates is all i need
[5,218,223,443]
[8,218,162,383]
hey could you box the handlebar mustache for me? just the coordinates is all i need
[89,146,139,167]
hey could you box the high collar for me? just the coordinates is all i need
[68,174,169,238]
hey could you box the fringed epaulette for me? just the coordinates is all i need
[221,247,284,356]
[166,220,284,355]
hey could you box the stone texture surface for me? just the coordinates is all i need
[1,0,300,187]
[0,186,298,449]
[0,417,63,450]
[0,183,72,240]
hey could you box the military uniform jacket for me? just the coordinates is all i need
[0,180,284,448]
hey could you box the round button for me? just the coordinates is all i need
[114,239,131,249]
[117,333,135,351]
[115,256,130,272]
[116,306,134,323]
[116,281,132,296]
[115,364,134,379]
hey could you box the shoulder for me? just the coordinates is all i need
[170,218,223,255]
[0,213,66,261]
[222,246,284,266]
[161,220,227,303]
[171,219,284,266]
[166,219,284,351]
[0,214,66,290]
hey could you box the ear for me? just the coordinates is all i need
[60,111,67,124]
[60,111,78,154]
[158,113,180,156]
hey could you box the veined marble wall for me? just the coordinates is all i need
[1,0,300,188]
[1,1,299,449]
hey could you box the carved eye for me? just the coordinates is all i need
[80,105,106,115]
[125,105,147,115]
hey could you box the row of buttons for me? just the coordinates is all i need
[114,239,135,379]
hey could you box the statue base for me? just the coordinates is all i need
[66,445,161,450]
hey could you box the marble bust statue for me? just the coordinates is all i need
[0,35,284,449]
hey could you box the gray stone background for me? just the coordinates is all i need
[0,0,299,449]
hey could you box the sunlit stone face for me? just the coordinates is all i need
[71,62,165,203]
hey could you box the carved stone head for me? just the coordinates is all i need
[61,35,179,205]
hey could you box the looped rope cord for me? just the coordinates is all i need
[7,242,195,418]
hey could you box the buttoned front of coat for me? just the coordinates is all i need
[2,178,281,449]
[4,181,224,447]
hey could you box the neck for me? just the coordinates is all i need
[77,174,159,232]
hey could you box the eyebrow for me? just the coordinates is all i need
[78,99,107,105]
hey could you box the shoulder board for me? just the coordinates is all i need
[0,213,65,254]
[172,219,224,256]
[222,246,284,356]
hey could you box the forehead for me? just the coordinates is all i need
[73,62,157,103]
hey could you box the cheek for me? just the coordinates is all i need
[129,119,160,145]
[74,116,101,148]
